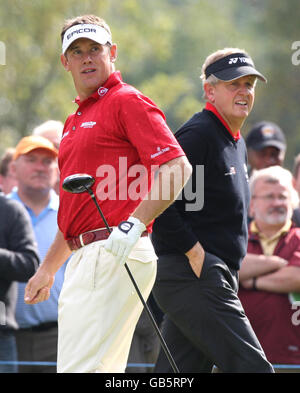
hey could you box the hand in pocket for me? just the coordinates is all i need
[185,242,205,278]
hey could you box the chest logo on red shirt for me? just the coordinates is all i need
[61,131,69,141]
[98,87,108,97]
[80,121,97,129]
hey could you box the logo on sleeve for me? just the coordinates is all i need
[244,163,249,182]
[150,146,170,159]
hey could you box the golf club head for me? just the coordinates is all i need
[62,173,95,194]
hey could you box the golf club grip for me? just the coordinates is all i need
[124,263,179,373]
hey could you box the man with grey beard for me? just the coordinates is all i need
[238,165,300,367]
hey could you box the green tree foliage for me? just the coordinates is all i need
[0,0,299,168]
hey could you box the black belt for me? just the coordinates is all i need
[19,322,57,332]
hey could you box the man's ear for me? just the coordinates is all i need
[204,83,216,103]
[109,44,117,63]
[10,160,17,176]
[249,198,255,219]
[60,54,70,71]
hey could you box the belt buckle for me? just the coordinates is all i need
[79,233,85,248]
[78,231,97,248]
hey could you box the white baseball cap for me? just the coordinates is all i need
[62,23,112,54]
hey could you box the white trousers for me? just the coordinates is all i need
[57,236,157,373]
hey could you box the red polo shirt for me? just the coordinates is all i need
[58,71,185,239]
[238,226,300,364]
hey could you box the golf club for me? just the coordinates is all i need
[62,173,180,373]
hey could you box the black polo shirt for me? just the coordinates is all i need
[151,106,250,270]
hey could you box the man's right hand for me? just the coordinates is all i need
[24,268,55,305]
[185,242,205,278]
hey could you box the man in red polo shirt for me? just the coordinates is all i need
[24,14,191,373]
[239,165,300,366]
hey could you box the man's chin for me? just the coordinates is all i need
[28,183,51,192]
[265,214,287,225]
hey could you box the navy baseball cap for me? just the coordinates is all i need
[205,52,267,82]
[246,121,286,151]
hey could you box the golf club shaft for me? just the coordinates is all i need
[86,188,180,373]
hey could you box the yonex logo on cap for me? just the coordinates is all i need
[228,57,254,66]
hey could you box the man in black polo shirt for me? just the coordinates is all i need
[152,48,274,373]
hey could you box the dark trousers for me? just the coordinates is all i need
[126,306,160,373]
[153,252,274,373]
[0,330,17,373]
[15,326,58,373]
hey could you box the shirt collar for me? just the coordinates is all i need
[205,102,241,141]
[75,71,123,106]
[48,189,59,210]
[250,219,292,238]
